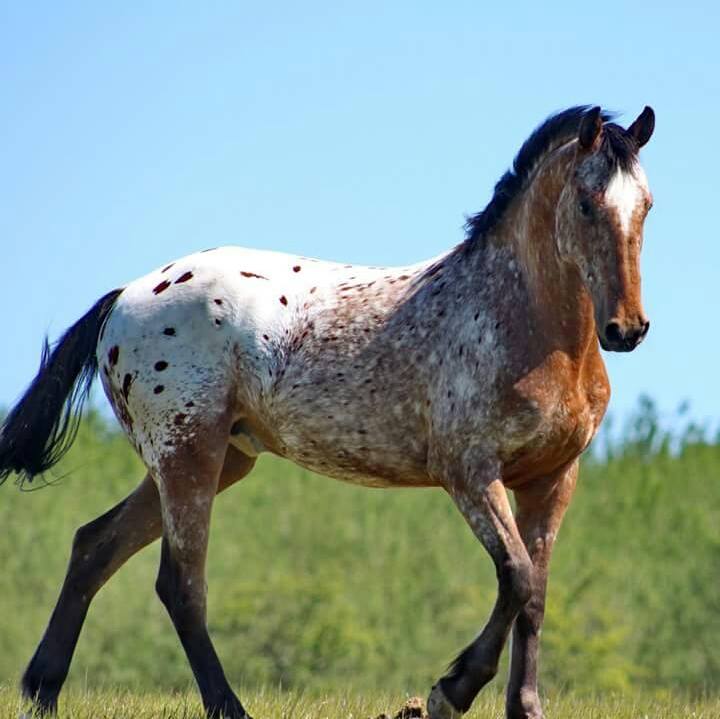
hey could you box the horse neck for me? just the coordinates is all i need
[517,149,597,356]
[467,147,598,360]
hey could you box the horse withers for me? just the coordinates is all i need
[0,105,655,719]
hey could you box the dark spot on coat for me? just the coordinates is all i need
[161,263,174,273]
[310,286,317,294]
[108,345,120,366]
[214,299,223,305]
[122,373,133,401]
[163,327,176,336]
[174,413,186,426]
[185,401,194,408]
[240,271,269,280]
[279,295,288,306]
[154,385,164,394]
[293,265,301,272]
[154,361,168,371]
[262,334,269,341]
[215,319,222,326]
[153,280,171,295]
[175,271,193,284]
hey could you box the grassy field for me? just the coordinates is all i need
[2,686,720,719]
[0,397,718,708]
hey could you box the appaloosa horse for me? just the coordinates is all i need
[0,105,655,719]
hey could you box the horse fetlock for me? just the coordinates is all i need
[205,694,252,719]
[427,684,463,719]
[21,668,60,715]
[506,687,544,719]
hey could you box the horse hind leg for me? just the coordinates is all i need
[153,427,251,719]
[20,447,255,715]
[20,473,161,714]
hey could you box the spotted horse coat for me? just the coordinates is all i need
[0,105,656,719]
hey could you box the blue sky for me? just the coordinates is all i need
[1,3,718,434]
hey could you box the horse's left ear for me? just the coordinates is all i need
[578,106,603,150]
[627,106,655,148]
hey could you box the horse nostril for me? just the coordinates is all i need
[640,320,650,338]
[604,321,623,344]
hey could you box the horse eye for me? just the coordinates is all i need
[579,199,592,217]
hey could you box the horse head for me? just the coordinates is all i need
[556,106,655,352]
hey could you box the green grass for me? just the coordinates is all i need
[2,686,720,719]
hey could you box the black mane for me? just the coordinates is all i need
[464,105,639,244]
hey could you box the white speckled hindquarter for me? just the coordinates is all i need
[97,246,443,484]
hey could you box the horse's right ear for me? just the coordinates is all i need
[627,106,655,148]
[578,106,603,150]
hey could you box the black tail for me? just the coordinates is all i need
[0,288,123,485]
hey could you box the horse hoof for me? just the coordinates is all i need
[427,684,462,719]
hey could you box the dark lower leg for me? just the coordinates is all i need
[433,477,533,715]
[505,573,547,719]
[505,463,577,719]
[156,538,248,718]
[440,558,533,712]
[21,475,161,712]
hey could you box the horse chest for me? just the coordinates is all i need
[501,358,610,483]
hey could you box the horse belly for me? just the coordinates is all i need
[266,382,433,488]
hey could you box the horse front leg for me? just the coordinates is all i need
[428,456,534,719]
[505,461,578,719]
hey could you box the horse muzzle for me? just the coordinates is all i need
[599,317,650,352]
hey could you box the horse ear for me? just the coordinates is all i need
[627,106,655,148]
[578,106,603,150]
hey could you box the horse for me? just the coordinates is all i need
[0,104,655,719]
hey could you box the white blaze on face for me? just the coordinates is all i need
[605,164,648,234]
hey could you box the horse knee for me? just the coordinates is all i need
[517,593,546,635]
[500,558,534,610]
